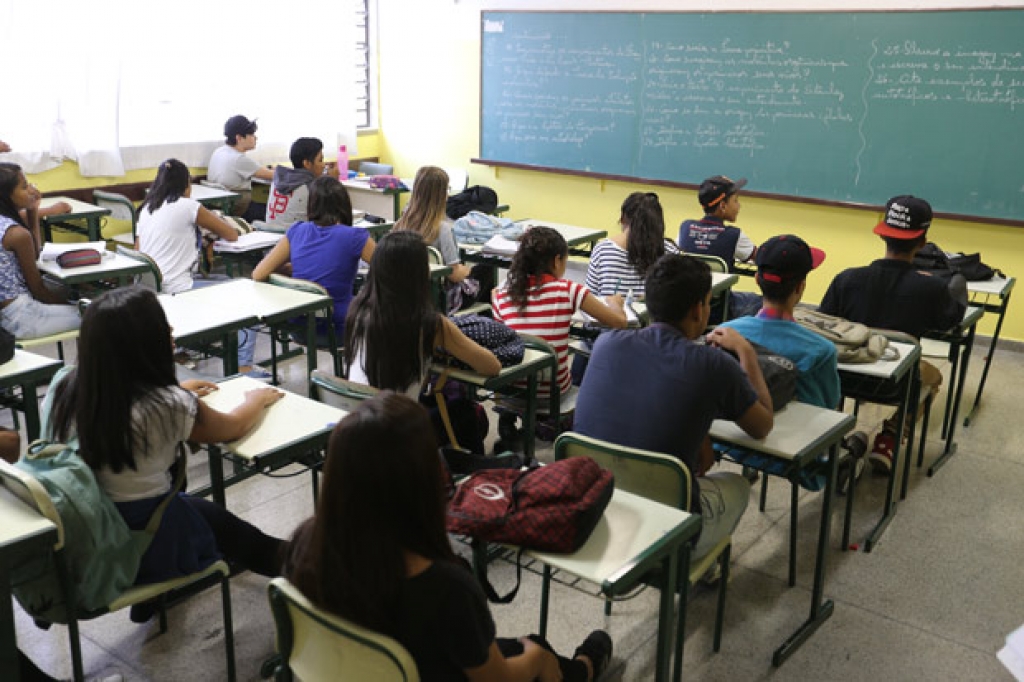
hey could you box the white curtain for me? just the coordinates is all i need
[0,0,358,176]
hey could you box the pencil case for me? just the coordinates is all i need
[56,248,103,268]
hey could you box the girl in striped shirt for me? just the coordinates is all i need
[492,227,627,407]
[585,192,679,298]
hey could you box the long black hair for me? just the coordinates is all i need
[140,159,190,214]
[48,287,179,473]
[0,162,28,227]
[308,176,353,227]
[505,226,567,308]
[344,231,439,390]
[620,191,669,279]
[286,393,457,636]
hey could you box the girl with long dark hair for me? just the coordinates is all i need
[45,287,287,595]
[585,192,679,298]
[0,163,81,339]
[344,230,499,396]
[285,393,612,681]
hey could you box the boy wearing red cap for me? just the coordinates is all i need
[819,195,967,473]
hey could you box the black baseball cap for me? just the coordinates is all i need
[699,175,747,209]
[873,195,932,239]
[224,115,258,141]
[755,234,826,284]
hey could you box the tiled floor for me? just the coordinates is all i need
[11,329,1022,681]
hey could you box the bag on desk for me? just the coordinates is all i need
[947,252,999,281]
[750,342,799,411]
[55,248,102,269]
[447,185,499,220]
[793,309,898,364]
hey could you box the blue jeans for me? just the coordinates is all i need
[0,293,80,339]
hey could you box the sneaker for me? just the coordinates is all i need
[869,431,895,476]
[243,367,274,382]
[173,350,196,369]
[573,629,613,680]
[701,560,723,586]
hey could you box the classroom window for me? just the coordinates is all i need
[356,0,379,130]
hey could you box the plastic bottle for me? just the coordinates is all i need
[337,145,349,178]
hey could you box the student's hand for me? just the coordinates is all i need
[0,140,10,153]
[706,326,752,355]
[49,200,72,215]
[25,184,42,211]
[521,639,562,682]
[181,379,219,397]
[604,293,625,310]
[324,161,340,179]
[246,387,285,408]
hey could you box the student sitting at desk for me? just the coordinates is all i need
[137,159,271,378]
[719,235,856,491]
[574,253,773,562]
[284,392,613,682]
[207,115,274,221]
[253,176,374,346]
[0,163,81,340]
[394,166,488,313]
[585,191,679,298]
[678,174,761,320]
[493,226,627,403]
[819,195,967,475]
[262,137,339,232]
[44,287,289,621]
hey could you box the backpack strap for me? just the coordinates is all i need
[143,444,188,536]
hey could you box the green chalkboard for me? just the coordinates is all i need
[479,10,1024,223]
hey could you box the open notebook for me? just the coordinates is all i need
[213,231,284,253]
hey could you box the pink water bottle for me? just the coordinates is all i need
[338,145,349,178]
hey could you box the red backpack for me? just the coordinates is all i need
[447,458,614,602]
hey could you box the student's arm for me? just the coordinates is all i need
[2,227,66,304]
[735,231,757,263]
[37,201,71,218]
[706,326,773,438]
[196,206,239,242]
[251,237,292,281]
[438,317,501,377]
[466,640,561,682]
[360,236,376,263]
[188,387,284,443]
[447,263,473,284]
[580,291,628,328]
[253,166,275,182]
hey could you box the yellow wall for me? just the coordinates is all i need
[376,1,1024,341]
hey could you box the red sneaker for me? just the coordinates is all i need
[869,431,895,475]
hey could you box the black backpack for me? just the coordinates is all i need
[446,185,499,220]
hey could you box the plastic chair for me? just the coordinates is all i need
[310,368,378,411]
[0,459,236,682]
[92,189,138,246]
[266,577,419,682]
[687,253,731,322]
[266,274,341,383]
[442,167,469,194]
[554,431,731,654]
[493,335,575,452]
[116,245,163,292]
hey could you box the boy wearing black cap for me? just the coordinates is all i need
[722,235,839,409]
[207,115,274,221]
[819,195,967,473]
[678,175,757,268]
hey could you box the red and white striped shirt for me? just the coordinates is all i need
[492,276,588,400]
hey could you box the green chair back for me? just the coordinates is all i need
[93,190,138,243]
[116,245,163,292]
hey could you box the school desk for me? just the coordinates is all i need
[710,401,854,667]
[341,178,407,222]
[190,184,241,214]
[159,287,259,377]
[38,250,149,288]
[837,340,920,551]
[0,350,63,441]
[432,346,557,463]
[964,276,1016,427]
[197,375,345,507]
[526,488,700,682]
[38,197,110,243]
[212,231,285,277]
[923,305,984,476]
[0,486,58,682]
[459,219,607,264]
